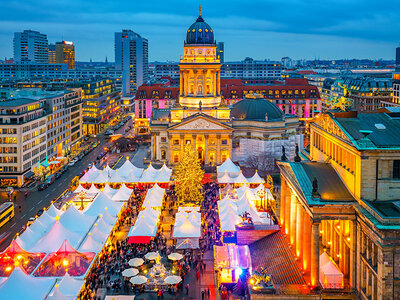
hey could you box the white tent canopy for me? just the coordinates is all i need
[246,170,265,184]
[319,252,344,289]
[128,209,160,237]
[108,171,125,184]
[57,273,85,298]
[87,184,101,194]
[173,211,201,238]
[112,183,133,201]
[118,159,144,179]
[74,184,89,194]
[79,166,100,183]
[78,234,104,253]
[46,204,63,218]
[93,171,109,184]
[0,267,55,300]
[84,192,124,217]
[102,183,118,197]
[59,205,96,234]
[217,157,240,175]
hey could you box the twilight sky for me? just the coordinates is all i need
[0,0,399,62]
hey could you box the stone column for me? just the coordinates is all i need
[296,201,303,258]
[216,135,221,164]
[303,213,312,273]
[192,134,196,154]
[204,135,209,165]
[350,221,356,290]
[284,186,291,236]
[185,71,189,96]
[217,71,220,95]
[305,99,310,118]
[179,71,183,96]
[213,71,217,97]
[290,194,297,246]
[311,222,320,287]
[153,133,157,160]
[280,177,286,226]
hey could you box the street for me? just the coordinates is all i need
[0,118,136,251]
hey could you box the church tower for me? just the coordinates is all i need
[179,6,222,108]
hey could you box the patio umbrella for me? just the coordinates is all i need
[130,275,148,285]
[168,253,184,261]
[144,251,159,260]
[164,275,182,285]
[122,268,139,277]
[128,258,144,267]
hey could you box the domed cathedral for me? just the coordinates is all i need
[150,7,303,165]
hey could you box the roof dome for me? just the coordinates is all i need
[231,95,284,121]
[186,9,215,45]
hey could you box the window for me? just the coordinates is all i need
[161,150,166,160]
[173,139,179,145]
[161,137,167,143]
[394,160,400,179]
[222,139,228,145]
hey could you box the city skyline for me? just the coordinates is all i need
[0,0,399,62]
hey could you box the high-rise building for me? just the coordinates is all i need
[396,46,400,66]
[217,42,224,63]
[13,30,49,63]
[55,41,75,69]
[115,29,149,96]
[48,44,56,64]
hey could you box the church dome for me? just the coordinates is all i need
[230,95,284,121]
[185,14,215,45]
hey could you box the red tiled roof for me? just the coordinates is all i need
[297,70,318,75]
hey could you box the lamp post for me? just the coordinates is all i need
[256,187,268,212]
[78,191,87,210]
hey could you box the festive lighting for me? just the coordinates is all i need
[347,237,351,242]
[5,266,12,272]
[249,278,255,285]
[174,144,204,206]
[63,259,69,267]
[235,268,242,276]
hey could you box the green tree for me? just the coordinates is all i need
[174,144,204,207]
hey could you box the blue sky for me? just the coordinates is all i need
[1,0,398,62]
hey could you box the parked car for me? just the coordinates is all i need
[55,171,62,179]
[68,161,75,167]
[36,209,44,217]
[38,182,48,191]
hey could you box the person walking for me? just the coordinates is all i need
[185,283,189,295]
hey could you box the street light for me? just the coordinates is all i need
[256,187,268,212]
[77,191,87,210]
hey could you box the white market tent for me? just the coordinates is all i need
[93,171,109,184]
[118,159,144,179]
[217,171,248,184]
[112,183,134,202]
[78,234,104,253]
[102,183,119,197]
[37,211,57,229]
[79,166,100,183]
[46,204,64,218]
[319,252,344,289]
[246,170,265,184]
[87,184,101,194]
[141,184,165,208]
[139,165,158,183]
[98,210,117,226]
[217,158,240,175]
[74,184,89,194]
[123,170,141,183]
[127,209,160,237]
[0,267,56,300]
[84,192,124,217]
[173,210,201,249]
[219,209,241,231]
[173,217,201,238]
[90,226,109,244]
[94,217,113,234]
[102,164,116,178]
[59,205,96,235]
[56,273,85,298]
[108,171,125,184]
[29,221,83,252]
[47,287,75,300]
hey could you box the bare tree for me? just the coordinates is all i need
[245,152,276,176]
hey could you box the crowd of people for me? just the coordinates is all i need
[79,180,223,300]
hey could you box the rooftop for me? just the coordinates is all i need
[0,98,41,107]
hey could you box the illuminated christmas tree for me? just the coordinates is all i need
[174,144,204,207]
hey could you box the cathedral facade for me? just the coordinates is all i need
[150,9,303,165]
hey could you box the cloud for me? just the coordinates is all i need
[0,0,398,61]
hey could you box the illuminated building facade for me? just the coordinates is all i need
[115,30,149,96]
[48,44,56,64]
[388,73,400,107]
[55,41,75,69]
[278,110,400,299]
[13,30,49,63]
[74,79,122,135]
[150,8,303,165]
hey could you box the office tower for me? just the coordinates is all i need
[115,29,149,96]
[217,42,224,63]
[396,46,400,66]
[13,30,49,63]
[48,44,56,63]
[55,41,75,69]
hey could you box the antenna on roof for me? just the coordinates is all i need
[199,4,202,16]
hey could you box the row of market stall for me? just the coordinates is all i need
[217,158,264,185]
[80,159,172,185]
[0,185,131,299]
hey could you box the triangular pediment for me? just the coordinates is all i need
[314,113,351,142]
[168,114,233,131]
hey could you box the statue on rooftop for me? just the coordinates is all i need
[294,144,301,162]
[281,145,287,161]
[312,177,319,197]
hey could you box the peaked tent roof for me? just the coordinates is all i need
[87,184,101,194]
[57,272,85,297]
[217,157,240,174]
[102,183,118,197]
[173,218,201,238]
[108,171,125,184]
[78,234,104,253]
[123,170,141,183]
[112,183,133,201]
[246,170,265,184]
[48,286,75,300]
[93,171,109,184]
[98,210,117,226]
[29,221,83,253]
[0,267,55,300]
[84,192,124,217]
[118,159,144,178]
[74,184,89,194]
[46,204,64,218]
[59,205,96,234]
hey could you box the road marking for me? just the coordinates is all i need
[58,183,62,186]
[21,214,26,218]
[38,199,43,204]
[30,207,34,212]
[10,223,16,228]
[45,193,50,198]
[51,188,56,192]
